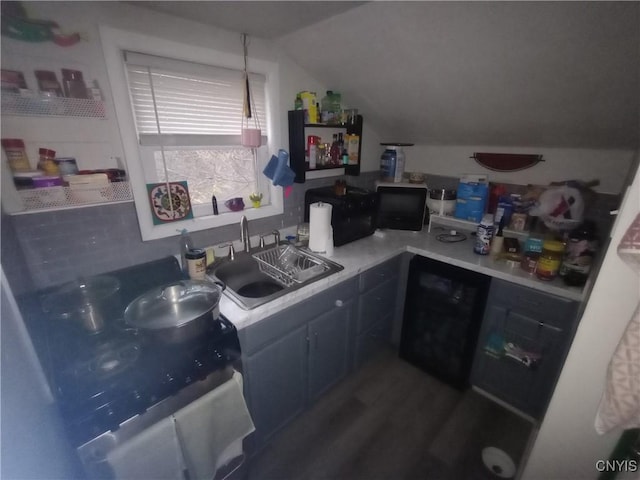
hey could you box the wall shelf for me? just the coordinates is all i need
[288,110,363,183]
[1,93,106,118]
[12,181,132,214]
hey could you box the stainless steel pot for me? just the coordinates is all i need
[42,275,121,333]
[124,279,225,344]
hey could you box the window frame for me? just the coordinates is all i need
[100,26,282,241]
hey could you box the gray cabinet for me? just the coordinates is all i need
[355,255,404,368]
[240,277,358,452]
[470,279,578,420]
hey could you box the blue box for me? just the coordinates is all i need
[454,179,489,223]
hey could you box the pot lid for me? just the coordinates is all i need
[124,280,222,330]
[42,275,120,318]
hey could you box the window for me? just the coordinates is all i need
[100,27,282,241]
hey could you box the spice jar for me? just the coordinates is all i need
[38,148,58,175]
[535,240,565,281]
[186,248,207,281]
[35,70,63,97]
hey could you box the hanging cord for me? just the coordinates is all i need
[241,33,261,131]
[147,66,175,217]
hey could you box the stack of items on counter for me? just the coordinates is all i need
[454,174,599,287]
[2,138,126,205]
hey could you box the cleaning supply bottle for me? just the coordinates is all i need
[179,229,194,276]
[474,214,495,255]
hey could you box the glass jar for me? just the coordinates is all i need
[38,148,58,175]
[535,240,565,281]
[297,222,310,246]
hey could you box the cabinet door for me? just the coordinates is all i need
[244,324,308,450]
[471,304,566,419]
[307,299,354,402]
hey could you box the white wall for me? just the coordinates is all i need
[522,158,640,479]
[397,145,636,194]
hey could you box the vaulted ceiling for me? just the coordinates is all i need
[132,1,639,149]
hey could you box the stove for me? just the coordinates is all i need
[22,257,241,449]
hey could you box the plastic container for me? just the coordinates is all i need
[474,214,495,255]
[380,145,405,183]
[535,240,565,281]
[2,138,31,172]
[13,171,42,190]
[33,175,63,188]
[320,90,341,125]
[55,157,79,176]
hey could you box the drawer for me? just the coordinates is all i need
[360,256,401,292]
[358,278,397,334]
[490,279,577,328]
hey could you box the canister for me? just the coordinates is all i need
[535,240,565,281]
[2,138,31,172]
[186,248,207,281]
[380,145,405,183]
[56,157,79,176]
[474,214,495,255]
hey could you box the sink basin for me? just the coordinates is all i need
[207,244,343,310]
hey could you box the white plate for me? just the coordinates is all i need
[481,447,516,479]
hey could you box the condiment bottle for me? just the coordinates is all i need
[535,240,565,281]
[179,229,194,275]
[186,248,207,280]
[490,218,505,257]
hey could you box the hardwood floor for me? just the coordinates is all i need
[247,348,534,480]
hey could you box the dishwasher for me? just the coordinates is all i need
[399,255,491,389]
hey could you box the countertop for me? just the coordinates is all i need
[218,228,585,331]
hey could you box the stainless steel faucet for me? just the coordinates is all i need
[240,215,250,253]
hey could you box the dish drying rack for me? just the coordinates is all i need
[252,245,329,287]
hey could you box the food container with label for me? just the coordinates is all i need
[535,240,565,281]
[186,248,207,280]
[13,171,42,190]
[55,157,79,176]
[2,138,31,172]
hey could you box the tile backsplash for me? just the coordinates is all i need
[3,170,618,291]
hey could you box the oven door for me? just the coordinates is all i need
[77,366,252,480]
[376,186,428,231]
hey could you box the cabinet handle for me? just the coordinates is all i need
[335,299,344,307]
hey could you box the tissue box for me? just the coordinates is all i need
[454,174,489,223]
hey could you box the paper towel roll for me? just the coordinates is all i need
[309,202,333,253]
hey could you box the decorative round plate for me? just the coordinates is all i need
[147,181,193,224]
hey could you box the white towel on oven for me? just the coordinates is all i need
[173,371,255,480]
[105,416,186,480]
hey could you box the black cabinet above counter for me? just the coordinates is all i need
[288,110,363,183]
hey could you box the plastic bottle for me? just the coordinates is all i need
[321,91,341,125]
[474,214,495,255]
[490,218,505,257]
[179,229,194,275]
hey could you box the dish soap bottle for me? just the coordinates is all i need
[179,229,194,276]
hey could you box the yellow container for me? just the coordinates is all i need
[299,91,317,124]
[536,240,565,281]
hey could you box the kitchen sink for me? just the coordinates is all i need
[207,244,343,310]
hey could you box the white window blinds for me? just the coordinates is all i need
[124,51,267,147]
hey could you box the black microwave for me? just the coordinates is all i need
[376,183,428,231]
[304,186,378,246]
